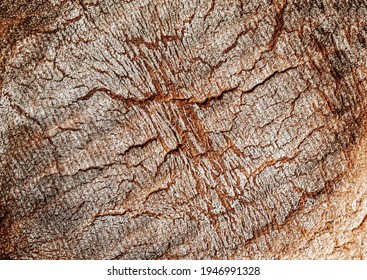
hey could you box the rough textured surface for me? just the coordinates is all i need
[0,0,366,259]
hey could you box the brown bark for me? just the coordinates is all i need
[0,0,366,259]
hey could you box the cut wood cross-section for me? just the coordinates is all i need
[0,0,366,259]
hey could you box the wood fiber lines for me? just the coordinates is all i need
[0,0,367,259]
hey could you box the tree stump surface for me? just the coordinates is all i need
[0,0,366,259]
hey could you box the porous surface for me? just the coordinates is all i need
[0,0,366,259]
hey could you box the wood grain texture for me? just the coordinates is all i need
[0,0,366,259]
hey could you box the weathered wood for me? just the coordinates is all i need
[0,0,366,259]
